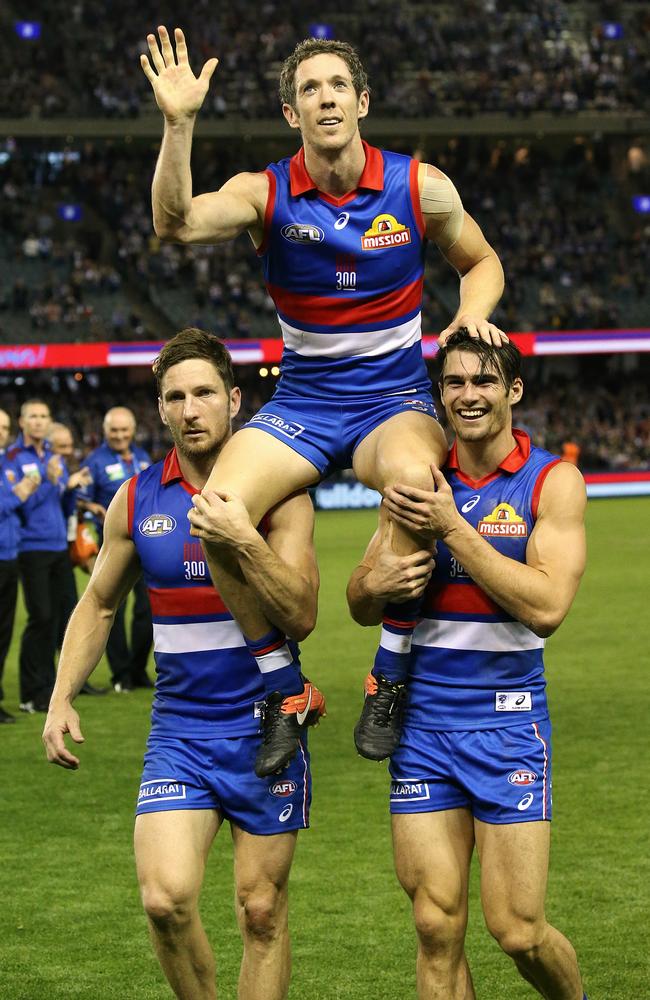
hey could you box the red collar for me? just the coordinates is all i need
[161,448,200,495]
[447,428,531,482]
[289,140,384,198]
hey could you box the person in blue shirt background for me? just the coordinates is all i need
[0,408,39,722]
[7,400,72,713]
[46,422,105,696]
[81,407,153,691]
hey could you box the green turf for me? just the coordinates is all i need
[1,499,648,998]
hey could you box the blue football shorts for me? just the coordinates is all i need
[135,732,311,836]
[245,388,438,475]
[389,720,552,824]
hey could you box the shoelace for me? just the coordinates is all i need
[370,681,403,728]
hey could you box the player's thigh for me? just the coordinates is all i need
[208,428,320,523]
[474,817,550,936]
[353,410,447,492]
[231,825,297,907]
[134,808,221,909]
[392,809,475,915]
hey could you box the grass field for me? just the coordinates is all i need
[1,498,649,999]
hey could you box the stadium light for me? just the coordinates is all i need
[632,195,650,213]
[309,23,335,39]
[57,203,83,222]
[14,21,41,39]
[602,22,623,39]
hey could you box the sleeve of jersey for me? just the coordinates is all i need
[256,168,276,257]
[126,475,138,538]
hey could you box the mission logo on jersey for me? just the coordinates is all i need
[478,502,528,537]
[361,213,412,250]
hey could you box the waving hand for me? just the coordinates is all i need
[141,26,218,121]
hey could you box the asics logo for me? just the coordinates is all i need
[296,687,313,726]
[517,792,534,811]
[279,804,293,823]
[334,212,350,230]
[461,494,481,513]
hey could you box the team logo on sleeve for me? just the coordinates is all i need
[361,214,412,250]
[139,514,177,536]
[478,503,528,537]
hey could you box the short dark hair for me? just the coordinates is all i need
[278,38,369,109]
[153,328,235,395]
[20,398,50,416]
[437,330,522,390]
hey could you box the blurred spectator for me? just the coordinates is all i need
[80,407,154,691]
[0,408,39,722]
[7,400,70,713]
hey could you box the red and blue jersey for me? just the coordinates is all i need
[259,141,430,399]
[128,449,264,738]
[406,430,562,731]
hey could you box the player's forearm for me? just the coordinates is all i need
[152,118,197,240]
[231,533,317,641]
[49,592,115,704]
[346,567,387,626]
[444,520,566,637]
[453,251,504,322]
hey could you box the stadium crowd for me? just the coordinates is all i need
[1,134,649,343]
[2,0,649,120]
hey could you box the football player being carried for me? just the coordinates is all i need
[141,28,506,775]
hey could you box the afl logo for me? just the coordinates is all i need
[270,780,297,797]
[281,223,324,245]
[508,770,537,786]
[139,514,177,537]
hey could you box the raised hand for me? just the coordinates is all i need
[140,25,218,122]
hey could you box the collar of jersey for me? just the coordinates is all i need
[289,140,384,204]
[447,428,531,488]
[161,448,199,495]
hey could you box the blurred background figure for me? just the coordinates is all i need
[81,407,153,691]
[8,401,70,713]
[46,422,106,696]
[0,408,39,722]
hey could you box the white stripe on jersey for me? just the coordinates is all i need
[278,313,421,358]
[413,619,545,653]
[153,620,246,654]
[380,627,413,653]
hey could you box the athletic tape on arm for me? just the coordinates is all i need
[420,170,464,249]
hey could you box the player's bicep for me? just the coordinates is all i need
[84,482,141,613]
[526,463,587,614]
[440,212,499,276]
[185,171,267,244]
[265,493,319,594]
[420,163,465,252]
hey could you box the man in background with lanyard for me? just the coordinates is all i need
[81,407,153,691]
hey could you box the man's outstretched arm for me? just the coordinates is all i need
[42,481,141,769]
[418,162,506,346]
[141,25,267,245]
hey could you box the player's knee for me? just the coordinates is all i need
[237,884,286,945]
[411,888,467,953]
[378,458,434,493]
[488,914,546,960]
[140,882,196,932]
